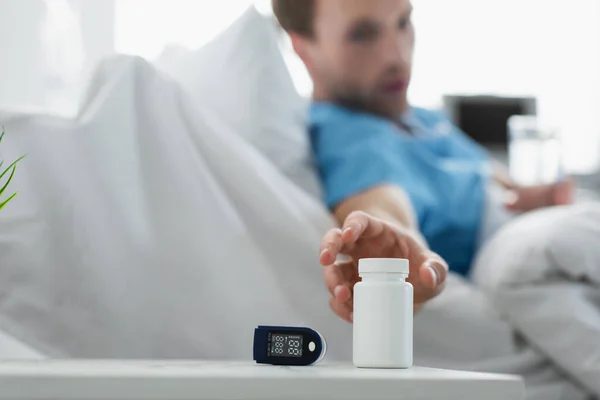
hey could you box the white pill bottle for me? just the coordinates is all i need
[353,258,413,369]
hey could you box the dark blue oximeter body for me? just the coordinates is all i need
[253,326,327,366]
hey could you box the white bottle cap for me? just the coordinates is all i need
[358,258,409,275]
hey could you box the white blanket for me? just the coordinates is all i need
[472,204,600,397]
[0,55,591,400]
[0,55,351,359]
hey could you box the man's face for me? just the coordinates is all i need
[296,0,415,119]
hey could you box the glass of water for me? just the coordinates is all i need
[508,115,564,186]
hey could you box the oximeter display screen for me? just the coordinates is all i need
[254,326,325,365]
[270,334,303,357]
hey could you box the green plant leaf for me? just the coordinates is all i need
[0,192,17,211]
[0,127,25,212]
[0,155,25,181]
[0,164,16,198]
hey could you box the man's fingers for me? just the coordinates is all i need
[415,258,448,305]
[503,189,520,211]
[319,228,343,265]
[323,262,354,303]
[335,284,352,303]
[323,263,343,296]
[329,296,353,323]
[340,211,367,245]
[323,261,356,324]
[422,258,448,289]
[340,211,386,246]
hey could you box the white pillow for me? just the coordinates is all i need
[154,6,321,199]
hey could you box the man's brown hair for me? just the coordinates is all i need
[272,0,315,37]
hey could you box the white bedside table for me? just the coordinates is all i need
[0,360,524,400]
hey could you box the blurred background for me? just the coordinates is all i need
[1,0,599,175]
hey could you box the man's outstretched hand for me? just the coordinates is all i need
[319,211,448,323]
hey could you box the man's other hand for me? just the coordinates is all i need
[504,179,574,212]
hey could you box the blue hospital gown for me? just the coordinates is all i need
[309,102,492,276]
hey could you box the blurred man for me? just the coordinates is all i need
[273,0,572,323]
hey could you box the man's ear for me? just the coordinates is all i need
[290,32,315,75]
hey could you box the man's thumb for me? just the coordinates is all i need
[503,189,521,211]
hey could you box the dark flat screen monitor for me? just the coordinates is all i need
[443,95,537,151]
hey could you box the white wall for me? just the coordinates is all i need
[69,0,116,101]
[115,0,270,59]
[76,0,115,73]
[410,0,600,173]
[0,0,47,110]
[0,0,115,115]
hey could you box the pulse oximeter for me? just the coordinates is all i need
[253,326,327,366]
